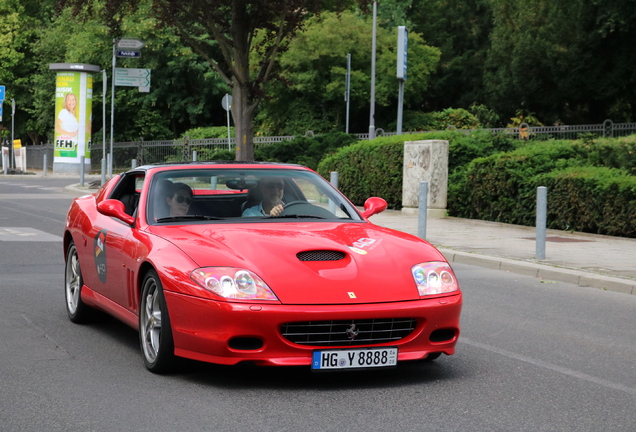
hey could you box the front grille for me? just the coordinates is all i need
[281,318,417,346]
[297,250,346,261]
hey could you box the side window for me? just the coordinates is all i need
[110,173,145,216]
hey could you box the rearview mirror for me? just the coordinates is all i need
[361,197,388,218]
[97,199,135,225]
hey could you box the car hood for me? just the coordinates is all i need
[147,222,446,305]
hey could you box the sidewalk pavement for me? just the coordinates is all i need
[3,170,634,296]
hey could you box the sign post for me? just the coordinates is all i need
[0,85,4,123]
[396,26,408,135]
[222,94,233,150]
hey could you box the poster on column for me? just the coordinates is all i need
[54,71,92,162]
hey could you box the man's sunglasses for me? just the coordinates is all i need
[175,195,192,204]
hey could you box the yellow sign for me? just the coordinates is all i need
[13,139,21,149]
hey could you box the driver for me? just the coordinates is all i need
[242,177,285,217]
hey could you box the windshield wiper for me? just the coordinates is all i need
[156,215,224,222]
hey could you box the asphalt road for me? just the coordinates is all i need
[1,177,635,432]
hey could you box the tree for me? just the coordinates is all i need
[256,10,440,135]
[62,0,369,160]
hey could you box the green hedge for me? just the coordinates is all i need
[536,167,636,237]
[317,132,636,237]
[318,130,518,209]
[255,131,358,170]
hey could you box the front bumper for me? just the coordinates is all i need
[165,291,462,367]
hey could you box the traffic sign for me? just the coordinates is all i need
[114,68,151,87]
[117,50,141,58]
[0,85,5,101]
[222,94,232,111]
[117,38,145,49]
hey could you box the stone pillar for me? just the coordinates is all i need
[402,140,448,217]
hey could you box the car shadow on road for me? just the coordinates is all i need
[175,356,466,390]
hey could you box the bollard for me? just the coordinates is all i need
[192,151,197,162]
[329,172,339,214]
[418,181,428,239]
[536,186,547,259]
[101,158,106,185]
[43,154,48,177]
[131,159,138,169]
[79,156,85,187]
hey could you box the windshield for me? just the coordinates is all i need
[147,168,362,224]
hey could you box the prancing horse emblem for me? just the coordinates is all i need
[346,323,359,340]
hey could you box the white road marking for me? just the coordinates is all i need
[0,227,62,242]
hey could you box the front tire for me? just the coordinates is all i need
[139,270,176,373]
[65,242,91,323]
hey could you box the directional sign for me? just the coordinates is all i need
[0,85,5,101]
[114,68,151,87]
[117,38,145,49]
[117,50,141,58]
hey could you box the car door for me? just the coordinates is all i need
[84,173,144,306]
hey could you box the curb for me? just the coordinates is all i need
[440,248,635,295]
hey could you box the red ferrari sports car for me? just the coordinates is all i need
[63,162,462,373]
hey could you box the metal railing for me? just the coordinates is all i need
[16,120,636,172]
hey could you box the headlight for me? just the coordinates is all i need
[411,262,460,296]
[191,267,278,301]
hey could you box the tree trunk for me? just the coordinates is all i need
[232,82,255,161]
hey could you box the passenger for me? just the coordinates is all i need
[166,182,193,217]
[242,177,285,217]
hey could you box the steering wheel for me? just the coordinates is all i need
[280,200,334,218]
[283,200,308,210]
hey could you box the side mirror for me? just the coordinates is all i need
[361,197,388,218]
[97,199,135,225]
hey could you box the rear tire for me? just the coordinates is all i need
[64,242,91,323]
[139,270,176,373]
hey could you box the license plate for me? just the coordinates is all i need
[311,347,398,370]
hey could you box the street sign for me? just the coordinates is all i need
[222,94,232,111]
[0,85,5,101]
[114,68,151,87]
[117,50,141,58]
[117,38,145,49]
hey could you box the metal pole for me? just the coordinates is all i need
[536,186,547,259]
[226,100,231,151]
[397,80,404,134]
[418,181,428,239]
[43,154,48,176]
[368,1,377,140]
[11,98,15,169]
[3,151,7,175]
[79,156,85,187]
[109,39,116,177]
[345,53,351,134]
[329,171,339,214]
[102,69,107,185]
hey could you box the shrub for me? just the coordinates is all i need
[255,131,358,170]
[318,130,518,209]
[535,167,636,237]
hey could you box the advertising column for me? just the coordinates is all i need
[49,63,100,174]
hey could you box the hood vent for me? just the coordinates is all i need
[297,250,346,262]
